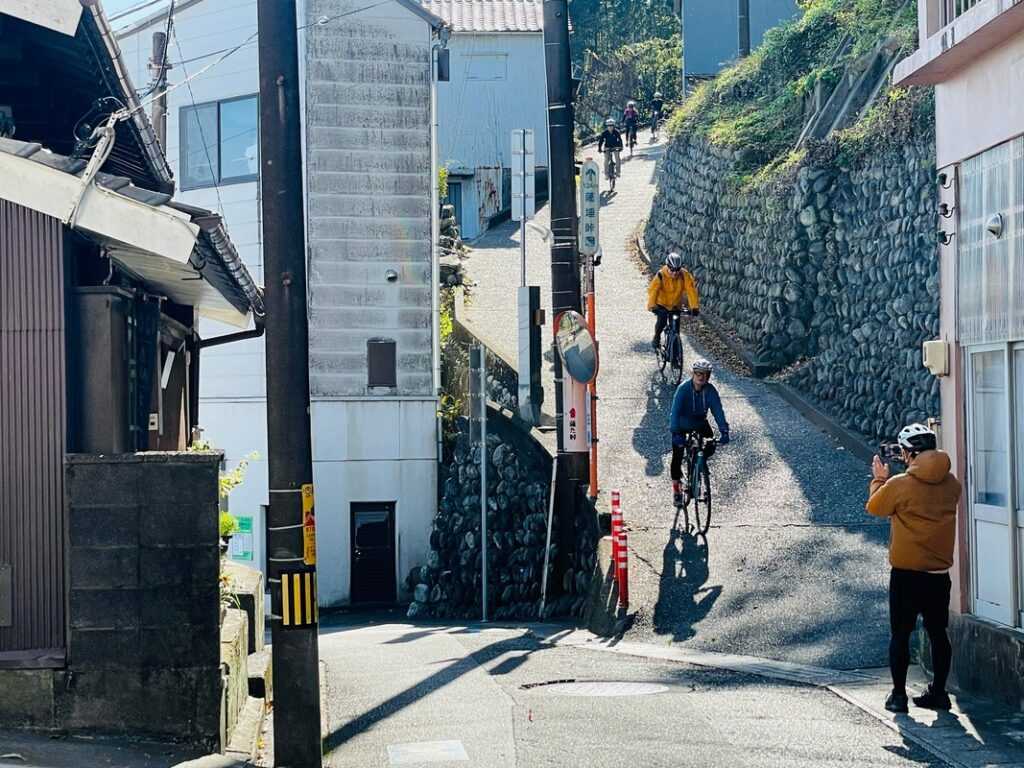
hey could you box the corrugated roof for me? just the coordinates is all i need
[0,136,263,321]
[419,0,543,32]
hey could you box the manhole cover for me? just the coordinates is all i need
[525,681,669,697]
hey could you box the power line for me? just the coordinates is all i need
[110,0,168,22]
[129,0,396,70]
[172,23,228,226]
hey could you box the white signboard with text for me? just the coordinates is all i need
[578,159,600,256]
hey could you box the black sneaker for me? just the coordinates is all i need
[913,686,951,710]
[885,691,909,713]
[673,488,684,508]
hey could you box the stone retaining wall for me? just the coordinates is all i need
[408,409,598,621]
[646,136,939,442]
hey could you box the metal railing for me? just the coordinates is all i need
[942,0,982,27]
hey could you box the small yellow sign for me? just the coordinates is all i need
[302,483,316,566]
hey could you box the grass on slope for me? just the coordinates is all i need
[668,0,931,185]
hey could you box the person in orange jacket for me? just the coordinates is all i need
[647,251,699,350]
[867,422,962,715]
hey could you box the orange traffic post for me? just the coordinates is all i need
[617,529,629,610]
[586,290,599,499]
[610,489,622,568]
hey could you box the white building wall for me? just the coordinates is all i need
[121,0,440,604]
[436,31,548,238]
[118,0,269,573]
[304,0,438,604]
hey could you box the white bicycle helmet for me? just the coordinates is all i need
[692,359,713,374]
[665,252,683,271]
[627,100,636,107]
[898,423,936,453]
[654,91,663,99]
[605,118,616,127]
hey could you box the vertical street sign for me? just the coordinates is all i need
[578,159,600,257]
[562,377,589,452]
[511,129,536,225]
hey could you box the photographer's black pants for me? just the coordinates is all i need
[889,568,952,694]
[670,420,715,481]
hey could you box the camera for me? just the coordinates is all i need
[879,442,904,463]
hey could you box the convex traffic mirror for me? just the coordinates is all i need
[555,310,598,384]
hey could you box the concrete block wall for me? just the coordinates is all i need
[60,452,222,748]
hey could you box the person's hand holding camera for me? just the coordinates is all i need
[872,455,891,483]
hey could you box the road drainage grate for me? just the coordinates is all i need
[521,680,669,697]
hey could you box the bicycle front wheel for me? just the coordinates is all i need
[671,336,684,385]
[692,459,712,536]
[657,341,668,374]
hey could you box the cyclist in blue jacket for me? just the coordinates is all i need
[670,359,730,507]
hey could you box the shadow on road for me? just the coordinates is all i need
[651,507,722,642]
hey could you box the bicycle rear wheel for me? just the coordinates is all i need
[657,340,668,374]
[692,459,712,536]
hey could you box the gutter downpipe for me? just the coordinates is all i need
[199,314,266,349]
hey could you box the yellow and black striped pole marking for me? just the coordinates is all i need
[280,569,318,629]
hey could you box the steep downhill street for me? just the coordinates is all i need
[463,138,891,670]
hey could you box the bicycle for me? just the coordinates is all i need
[626,123,638,157]
[679,431,714,536]
[656,310,686,384]
[600,149,620,191]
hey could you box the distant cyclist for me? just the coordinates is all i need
[622,100,640,147]
[597,118,623,180]
[650,91,664,137]
[670,359,730,507]
[647,251,699,352]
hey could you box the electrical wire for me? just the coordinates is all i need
[109,0,168,22]
[171,24,228,225]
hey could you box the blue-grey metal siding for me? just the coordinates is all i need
[0,200,67,660]
[682,0,800,81]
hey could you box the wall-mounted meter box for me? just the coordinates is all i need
[922,340,949,376]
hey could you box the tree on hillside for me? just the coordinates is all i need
[569,0,677,66]
[569,0,680,135]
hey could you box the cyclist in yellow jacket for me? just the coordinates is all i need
[647,252,699,350]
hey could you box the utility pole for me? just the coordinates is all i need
[147,30,169,147]
[257,2,322,766]
[543,0,588,524]
[738,0,751,58]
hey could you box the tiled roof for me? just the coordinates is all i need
[419,0,543,32]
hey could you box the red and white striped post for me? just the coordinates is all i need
[610,490,622,568]
[617,528,629,610]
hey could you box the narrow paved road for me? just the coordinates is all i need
[319,617,943,768]
[464,139,891,670]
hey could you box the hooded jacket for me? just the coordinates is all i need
[866,450,962,572]
[647,265,699,313]
[670,380,728,437]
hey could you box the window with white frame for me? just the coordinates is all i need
[179,95,259,190]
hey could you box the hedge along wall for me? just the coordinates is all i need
[645,135,940,442]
